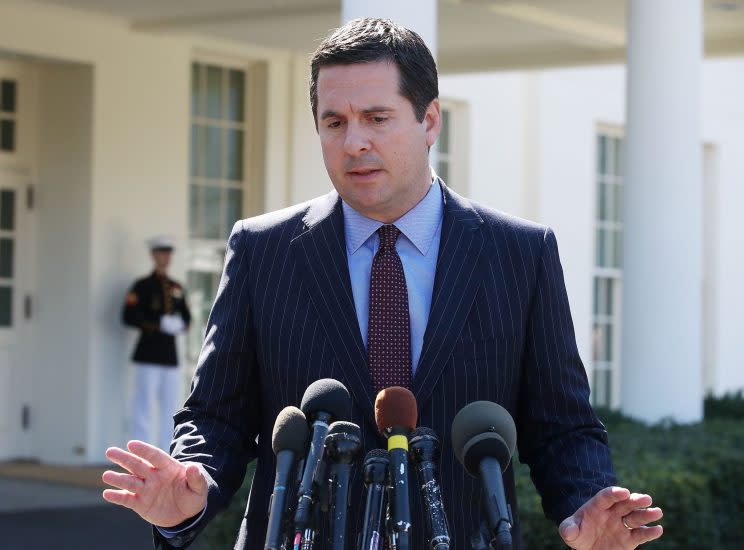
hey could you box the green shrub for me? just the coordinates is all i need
[704,390,744,420]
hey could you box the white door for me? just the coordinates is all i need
[0,62,35,460]
[0,171,33,459]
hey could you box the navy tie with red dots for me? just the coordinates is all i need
[367,224,412,393]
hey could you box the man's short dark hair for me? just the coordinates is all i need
[310,17,439,126]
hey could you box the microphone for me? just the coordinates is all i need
[293,379,351,548]
[325,421,362,550]
[374,386,418,550]
[451,401,517,550]
[265,406,309,550]
[410,427,450,550]
[358,449,389,550]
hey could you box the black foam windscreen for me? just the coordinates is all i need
[272,405,309,455]
[450,401,516,464]
[326,420,362,439]
[411,426,439,441]
[300,378,351,421]
[363,448,390,463]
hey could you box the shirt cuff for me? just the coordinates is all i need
[155,506,207,538]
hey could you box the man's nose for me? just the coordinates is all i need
[344,121,371,155]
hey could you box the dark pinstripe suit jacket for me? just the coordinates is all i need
[158,183,615,549]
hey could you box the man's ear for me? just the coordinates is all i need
[424,98,442,148]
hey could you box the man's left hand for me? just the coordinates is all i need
[559,486,663,549]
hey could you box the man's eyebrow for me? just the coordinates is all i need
[319,106,395,120]
[320,109,341,120]
[361,106,394,114]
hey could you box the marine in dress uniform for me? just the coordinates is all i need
[122,236,191,451]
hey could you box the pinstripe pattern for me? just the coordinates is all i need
[157,183,615,550]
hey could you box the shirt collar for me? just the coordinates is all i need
[342,178,443,256]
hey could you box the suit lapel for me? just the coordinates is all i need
[290,192,378,424]
[413,184,485,410]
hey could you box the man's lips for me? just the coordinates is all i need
[347,166,383,174]
[346,168,383,180]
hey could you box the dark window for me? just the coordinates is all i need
[1,119,15,152]
[1,80,16,113]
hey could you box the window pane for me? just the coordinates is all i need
[614,230,623,268]
[605,278,613,316]
[614,137,624,177]
[190,124,201,178]
[604,323,613,362]
[0,190,14,230]
[191,64,201,117]
[592,323,603,361]
[604,228,614,269]
[0,239,13,278]
[595,228,605,267]
[597,135,607,174]
[613,183,623,223]
[1,119,15,152]
[439,109,450,154]
[202,185,222,239]
[227,70,245,122]
[205,125,222,179]
[225,188,242,237]
[0,286,11,326]
[598,182,608,221]
[592,368,611,407]
[1,80,16,113]
[225,129,244,181]
[593,278,599,316]
[189,184,200,238]
[205,66,223,120]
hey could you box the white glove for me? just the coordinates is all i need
[160,314,186,335]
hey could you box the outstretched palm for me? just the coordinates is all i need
[102,440,209,528]
[559,486,663,550]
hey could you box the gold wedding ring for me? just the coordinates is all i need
[622,515,633,530]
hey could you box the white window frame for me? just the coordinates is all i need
[433,98,469,193]
[592,124,624,409]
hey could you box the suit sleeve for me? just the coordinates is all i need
[154,221,261,548]
[516,227,616,524]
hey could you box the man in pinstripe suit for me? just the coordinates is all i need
[103,18,663,549]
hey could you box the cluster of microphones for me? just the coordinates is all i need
[265,378,518,550]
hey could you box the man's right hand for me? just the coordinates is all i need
[102,440,208,528]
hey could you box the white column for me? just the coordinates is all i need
[621,0,703,422]
[341,0,438,58]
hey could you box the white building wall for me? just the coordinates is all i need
[442,60,744,405]
[290,52,329,204]
[701,58,744,395]
[34,62,94,463]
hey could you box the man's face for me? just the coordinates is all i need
[316,61,441,223]
[151,250,172,271]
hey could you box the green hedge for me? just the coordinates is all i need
[704,390,744,420]
[201,406,744,549]
[517,409,744,549]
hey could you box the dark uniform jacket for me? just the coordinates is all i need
[122,271,191,366]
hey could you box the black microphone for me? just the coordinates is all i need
[451,401,517,550]
[325,421,362,550]
[293,378,351,548]
[358,449,390,550]
[374,386,418,550]
[265,406,309,550]
[410,427,451,550]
